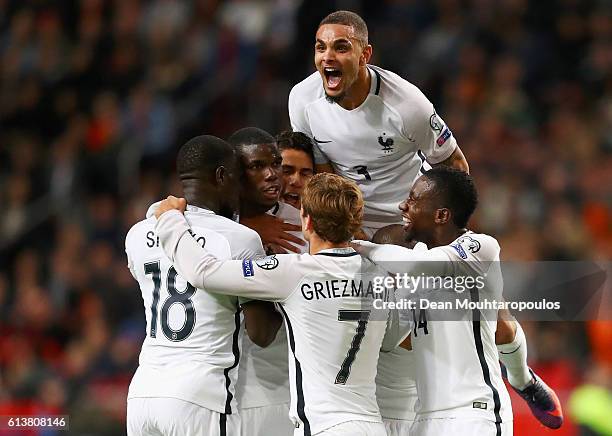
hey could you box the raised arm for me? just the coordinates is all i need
[432,146,469,173]
[352,240,453,277]
[155,207,295,301]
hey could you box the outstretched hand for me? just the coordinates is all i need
[155,196,187,219]
[240,214,305,253]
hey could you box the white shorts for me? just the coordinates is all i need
[127,397,240,436]
[383,417,414,436]
[240,403,292,436]
[410,417,513,436]
[309,420,387,436]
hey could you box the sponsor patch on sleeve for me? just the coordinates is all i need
[451,243,467,259]
[436,128,452,146]
[242,259,255,277]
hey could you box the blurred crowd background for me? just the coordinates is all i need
[0,0,610,435]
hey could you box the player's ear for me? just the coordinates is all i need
[360,44,372,67]
[304,213,314,231]
[435,208,451,225]
[215,166,226,186]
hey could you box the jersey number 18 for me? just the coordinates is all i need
[144,261,196,342]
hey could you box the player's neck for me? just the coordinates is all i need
[429,227,467,248]
[183,186,219,214]
[240,201,274,218]
[338,67,371,111]
[308,234,350,255]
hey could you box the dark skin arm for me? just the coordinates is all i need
[399,334,412,351]
[431,146,469,174]
[495,306,518,345]
[242,300,282,348]
[240,214,305,254]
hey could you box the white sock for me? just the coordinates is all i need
[497,323,533,390]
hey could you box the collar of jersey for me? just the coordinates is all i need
[185,204,214,214]
[330,66,380,113]
[367,65,380,95]
[315,247,358,257]
[267,202,280,215]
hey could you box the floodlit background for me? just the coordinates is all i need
[0,1,610,435]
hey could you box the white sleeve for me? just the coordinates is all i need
[156,211,298,301]
[233,230,266,260]
[353,240,454,276]
[409,97,457,165]
[125,234,137,280]
[440,233,501,276]
[288,85,312,137]
[380,304,412,352]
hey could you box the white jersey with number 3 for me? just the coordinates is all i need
[125,205,264,414]
[156,210,396,435]
[289,65,457,230]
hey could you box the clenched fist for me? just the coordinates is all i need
[154,196,187,219]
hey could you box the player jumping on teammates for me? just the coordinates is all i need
[289,10,469,238]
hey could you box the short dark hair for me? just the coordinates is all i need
[176,135,235,179]
[228,127,276,148]
[423,167,478,228]
[319,10,368,46]
[276,131,315,168]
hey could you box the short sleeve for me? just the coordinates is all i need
[125,232,137,280]
[312,141,330,165]
[233,229,266,260]
[288,85,312,137]
[408,96,457,164]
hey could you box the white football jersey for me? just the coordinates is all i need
[356,232,513,424]
[125,204,264,414]
[289,65,457,230]
[236,202,306,409]
[270,201,308,253]
[156,210,395,435]
[376,347,417,420]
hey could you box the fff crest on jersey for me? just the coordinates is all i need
[378,133,394,153]
[457,235,481,253]
[255,255,279,270]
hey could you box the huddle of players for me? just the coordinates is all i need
[126,9,563,436]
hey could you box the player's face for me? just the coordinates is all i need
[239,143,283,209]
[315,24,367,102]
[281,149,314,209]
[399,177,438,243]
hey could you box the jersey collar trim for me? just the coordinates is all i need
[367,66,381,96]
[315,247,358,257]
[268,203,280,215]
[186,204,214,214]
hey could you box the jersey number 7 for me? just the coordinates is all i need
[144,261,196,342]
[335,310,370,384]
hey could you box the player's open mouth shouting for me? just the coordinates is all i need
[323,67,343,91]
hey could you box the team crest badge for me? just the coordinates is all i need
[378,133,394,153]
[255,255,279,270]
